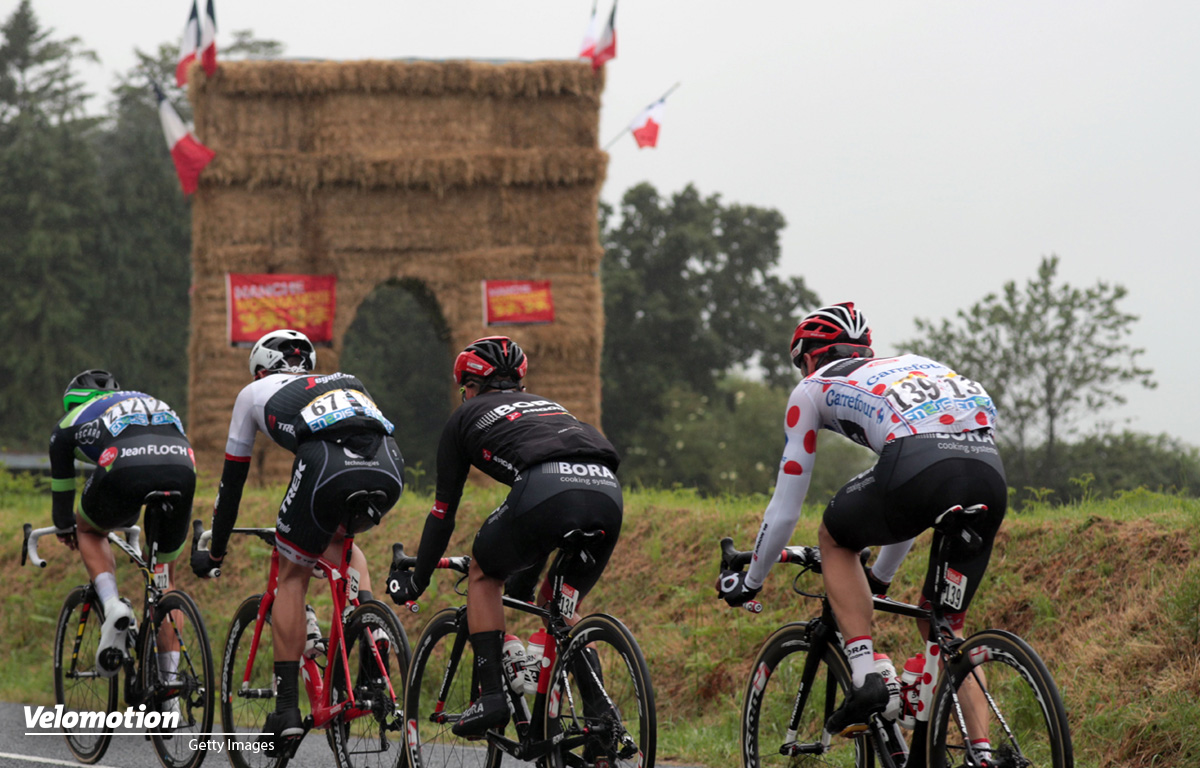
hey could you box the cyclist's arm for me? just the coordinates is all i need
[413,422,471,584]
[48,426,79,530]
[210,385,259,559]
[746,385,821,589]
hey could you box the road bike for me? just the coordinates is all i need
[23,490,216,768]
[211,490,411,768]
[720,504,1073,768]
[396,527,656,768]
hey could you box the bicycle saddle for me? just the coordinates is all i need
[344,489,390,534]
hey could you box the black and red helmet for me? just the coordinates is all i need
[454,336,528,386]
[790,302,873,368]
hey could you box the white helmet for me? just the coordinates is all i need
[249,329,316,378]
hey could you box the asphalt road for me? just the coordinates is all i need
[0,702,698,767]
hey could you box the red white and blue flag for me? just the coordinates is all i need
[591,2,617,71]
[579,1,601,59]
[201,0,217,77]
[154,82,215,195]
[631,100,666,148]
[175,0,200,86]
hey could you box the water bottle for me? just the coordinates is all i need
[502,634,527,693]
[304,604,326,659]
[523,628,548,696]
[873,652,902,722]
[898,653,925,730]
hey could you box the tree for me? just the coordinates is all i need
[0,1,105,447]
[600,182,819,462]
[901,255,1155,483]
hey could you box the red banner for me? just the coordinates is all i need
[226,273,337,345]
[483,280,556,325]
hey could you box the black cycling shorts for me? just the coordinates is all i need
[79,445,196,563]
[822,431,1007,613]
[274,434,404,569]
[473,460,624,606]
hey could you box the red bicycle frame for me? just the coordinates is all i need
[239,537,395,730]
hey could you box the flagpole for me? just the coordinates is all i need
[602,82,681,151]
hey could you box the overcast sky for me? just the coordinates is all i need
[17,0,1200,444]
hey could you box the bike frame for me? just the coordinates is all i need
[236,531,395,731]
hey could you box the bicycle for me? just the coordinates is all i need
[395,527,656,768]
[22,490,216,768]
[210,489,412,768]
[720,504,1073,768]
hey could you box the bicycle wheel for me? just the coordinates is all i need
[328,600,412,768]
[141,589,216,768]
[543,613,656,768]
[404,607,504,768]
[53,585,118,764]
[928,629,1072,768]
[220,595,279,768]
[742,621,873,768]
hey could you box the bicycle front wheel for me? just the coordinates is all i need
[543,613,656,768]
[141,589,216,768]
[54,585,117,764]
[328,600,412,768]
[220,594,278,768]
[742,621,873,768]
[404,607,504,768]
[928,629,1073,768]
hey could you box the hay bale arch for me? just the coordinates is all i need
[187,60,608,484]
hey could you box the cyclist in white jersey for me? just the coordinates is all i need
[718,302,1007,740]
[191,329,404,752]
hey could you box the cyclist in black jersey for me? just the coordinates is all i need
[190,329,404,750]
[387,336,623,737]
[50,369,196,681]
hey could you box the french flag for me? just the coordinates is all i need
[591,2,616,71]
[200,0,217,77]
[579,1,600,59]
[631,100,665,149]
[154,82,215,195]
[175,0,200,87]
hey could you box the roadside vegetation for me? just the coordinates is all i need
[3,470,1198,766]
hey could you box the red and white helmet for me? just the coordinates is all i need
[790,302,873,368]
[453,336,528,387]
[249,329,316,378]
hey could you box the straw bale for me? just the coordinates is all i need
[188,59,607,483]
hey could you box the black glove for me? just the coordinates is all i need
[717,569,761,607]
[191,548,223,579]
[386,569,428,605]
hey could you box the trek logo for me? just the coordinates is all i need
[280,460,307,514]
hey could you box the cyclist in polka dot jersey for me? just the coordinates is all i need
[719,302,1007,738]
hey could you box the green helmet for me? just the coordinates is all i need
[63,369,121,412]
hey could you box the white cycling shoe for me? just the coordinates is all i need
[96,598,135,678]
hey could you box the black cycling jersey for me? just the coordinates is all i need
[49,391,195,558]
[433,390,619,517]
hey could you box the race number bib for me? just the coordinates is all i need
[101,396,183,437]
[153,563,171,590]
[300,389,395,435]
[942,566,967,611]
[883,373,992,424]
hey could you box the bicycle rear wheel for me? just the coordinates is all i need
[742,621,873,768]
[404,607,504,768]
[54,585,117,764]
[141,589,216,768]
[220,594,279,768]
[543,613,656,768]
[928,629,1073,768]
[328,600,412,768]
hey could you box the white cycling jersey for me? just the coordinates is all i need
[223,374,296,459]
[746,353,997,588]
